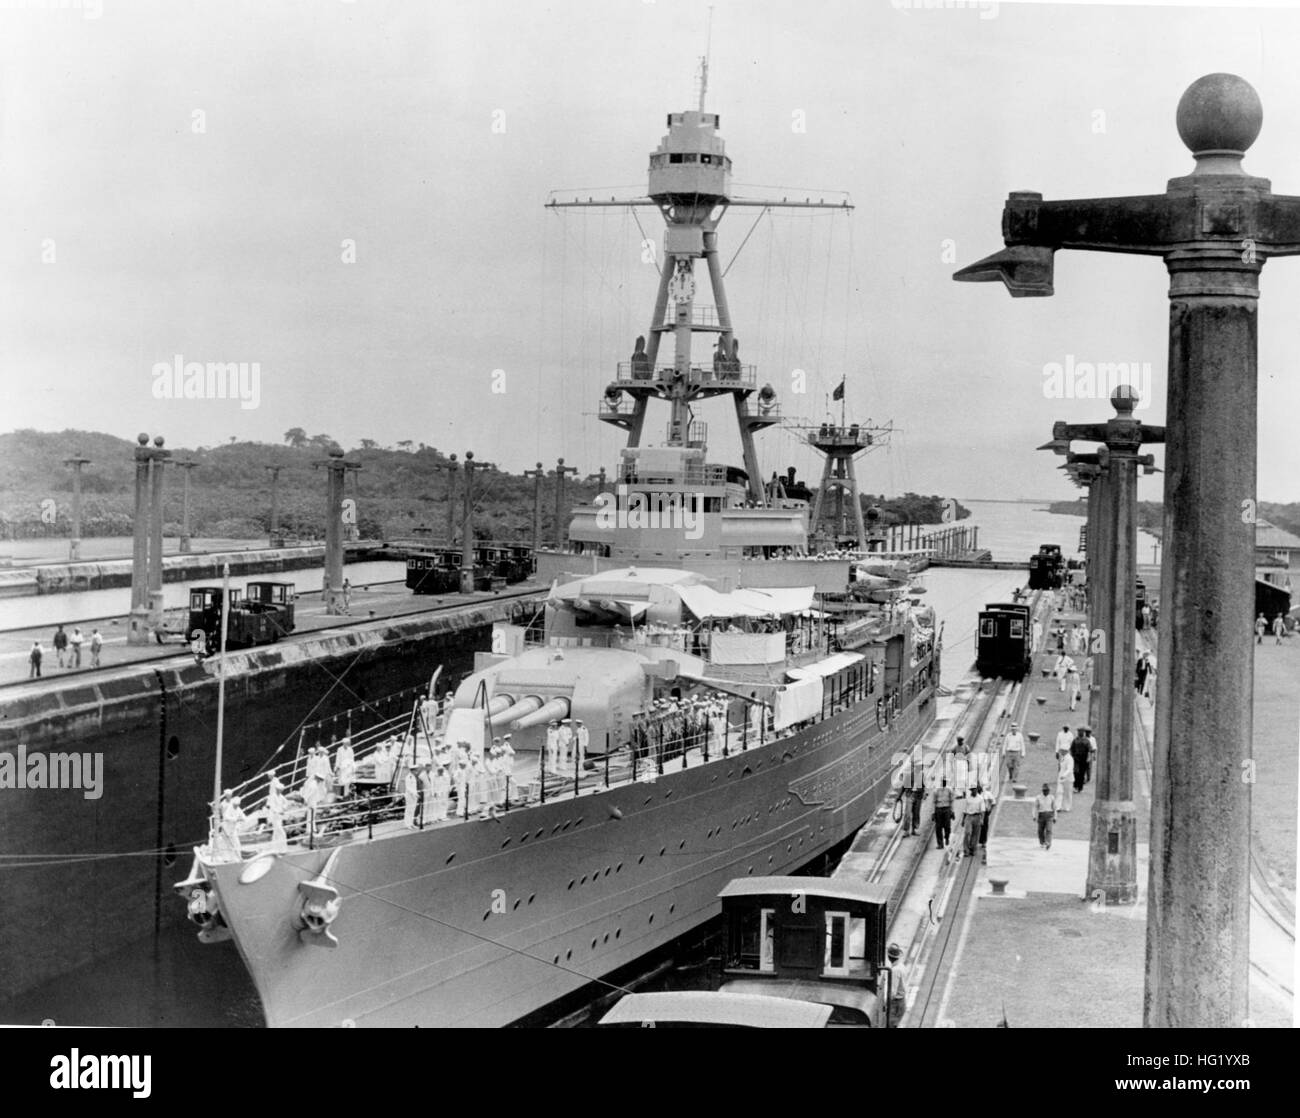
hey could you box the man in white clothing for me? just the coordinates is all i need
[1002,723,1026,785]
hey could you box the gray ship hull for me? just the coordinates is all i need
[208,680,935,1027]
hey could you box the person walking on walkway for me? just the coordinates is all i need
[52,624,67,668]
[1036,783,1058,849]
[887,943,908,1027]
[1054,724,1072,757]
[978,783,996,849]
[897,757,923,836]
[1135,651,1151,695]
[89,629,103,668]
[1255,613,1267,644]
[961,785,984,857]
[1066,660,1082,710]
[1056,748,1074,812]
[29,641,43,679]
[69,627,83,668]
[1003,724,1025,785]
[1273,615,1286,645]
[1070,728,1091,792]
[932,778,953,849]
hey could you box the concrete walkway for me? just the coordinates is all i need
[923,601,1294,1028]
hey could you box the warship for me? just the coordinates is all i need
[176,84,941,1028]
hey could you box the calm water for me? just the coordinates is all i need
[0,560,408,631]
[0,499,1101,1027]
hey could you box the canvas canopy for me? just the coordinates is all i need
[786,652,865,681]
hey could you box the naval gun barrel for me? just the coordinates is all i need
[486,694,516,718]
[513,696,571,730]
[489,695,543,726]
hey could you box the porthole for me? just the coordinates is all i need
[603,867,611,877]
[637,854,645,864]
[512,898,521,910]
[576,816,584,825]
[580,875,587,885]
[520,832,528,843]
[615,928,622,939]
[566,949,572,961]
[659,846,666,857]
[166,735,180,760]
[669,903,675,914]
[567,879,575,890]
[615,863,623,873]
[500,838,511,849]
[553,955,560,965]
[482,911,491,921]
[535,829,543,839]
[445,853,455,865]
[591,938,597,950]
[552,824,562,834]
[678,840,685,850]
[603,933,610,944]
[648,913,655,925]
[528,893,536,904]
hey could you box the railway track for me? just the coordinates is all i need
[0,585,546,693]
[903,591,1047,1027]
[906,674,1028,1028]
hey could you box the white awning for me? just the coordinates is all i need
[786,652,865,681]
[675,583,815,620]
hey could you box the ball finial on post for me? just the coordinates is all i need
[1111,385,1140,416]
[1176,73,1262,160]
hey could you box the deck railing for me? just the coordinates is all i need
[203,647,936,863]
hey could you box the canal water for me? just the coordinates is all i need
[0,499,1108,1027]
[0,560,409,631]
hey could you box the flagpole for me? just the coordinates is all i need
[840,378,846,430]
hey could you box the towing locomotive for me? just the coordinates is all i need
[1026,543,1065,590]
[975,600,1033,680]
[186,581,296,653]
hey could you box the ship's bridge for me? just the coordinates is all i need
[648,110,732,204]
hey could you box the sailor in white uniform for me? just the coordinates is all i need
[214,790,243,860]
[500,734,516,801]
[468,753,488,817]
[403,766,421,829]
[335,736,356,799]
[417,763,434,827]
[574,720,589,769]
[429,763,450,822]
[546,720,560,774]
[558,719,575,770]
[266,776,290,851]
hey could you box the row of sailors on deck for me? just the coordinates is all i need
[544,718,588,775]
[630,695,734,760]
[402,737,517,828]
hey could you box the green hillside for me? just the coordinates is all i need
[0,428,967,544]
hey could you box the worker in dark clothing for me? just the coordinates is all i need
[1070,729,1092,792]
[932,778,954,849]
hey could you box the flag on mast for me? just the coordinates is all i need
[832,377,845,401]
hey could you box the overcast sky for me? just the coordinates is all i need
[4,0,1300,501]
